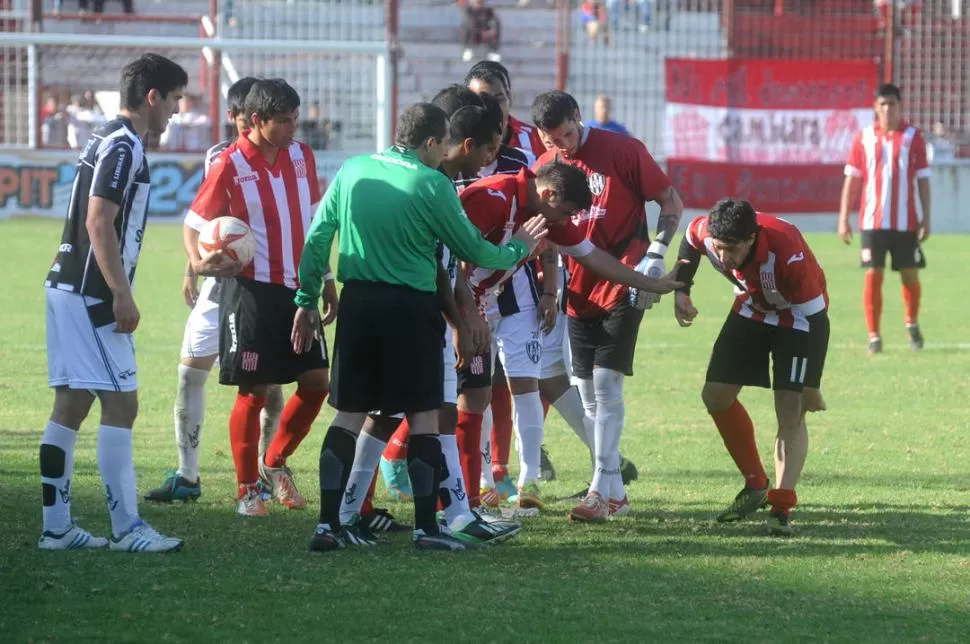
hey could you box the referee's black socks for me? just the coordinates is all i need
[318,426,357,528]
[407,434,444,535]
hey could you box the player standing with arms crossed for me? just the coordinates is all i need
[39,53,188,552]
[184,79,338,517]
[673,199,830,536]
[838,83,931,354]
[531,90,683,521]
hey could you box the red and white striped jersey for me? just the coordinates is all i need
[185,133,322,289]
[685,213,828,332]
[461,169,592,318]
[844,121,930,233]
[506,115,546,166]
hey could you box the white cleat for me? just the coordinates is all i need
[108,520,184,553]
[38,523,108,550]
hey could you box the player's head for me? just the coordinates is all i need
[874,83,902,131]
[476,93,505,164]
[444,105,502,176]
[594,94,611,123]
[226,76,259,133]
[532,90,582,156]
[533,160,592,223]
[244,78,301,149]
[119,53,188,135]
[465,61,512,131]
[396,102,449,168]
[432,84,483,117]
[707,198,759,270]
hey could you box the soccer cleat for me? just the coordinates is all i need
[144,470,201,503]
[259,460,306,510]
[868,335,883,354]
[716,486,769,523]
[479,487,501,509]
[516,482,544,510]
[569,491,609,523]
[907,324,924,350]
[495,474,517,500]
[38,523,108,551]
[620,455,639,484]
[109,520,183,553]
[309,523,345,552]
[379,456,413,502]
[608,496,631,518]
[450,512,520,545]
[236,485,269,517]
[339,514,381,546]
[539,445,556,481]
[360,507,410,533]
[767,509,796,537]
[472,509,522,542]
[413,527,472,551]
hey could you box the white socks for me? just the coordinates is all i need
[552,387,594,456]
[480,405,495,489]
[439,434,474,527]
[512,391,544,487]
[39,421,78,534]
[260,384,285,455]
[97,425,139,538]
[590,368,626,500]
[338,431,386,525]
[174,364,208,482]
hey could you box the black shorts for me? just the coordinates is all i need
[218,278,329,386]
[456,350,493,393]
[568,301,644,379]
[329,280,445,414]
[706,311,830,392]
[860,230,926,271]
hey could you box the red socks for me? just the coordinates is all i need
[709,400,769,491]
[264,388,327,468]
[230,393,266,495]
[456,411,484,508]
[863,269,884,338]
[383,421,410,460]
[490,378,513,471]
[902,280,921,326]
[768,488,798,516]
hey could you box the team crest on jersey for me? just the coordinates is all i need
[588,173,606,196]
[293,158,307,178]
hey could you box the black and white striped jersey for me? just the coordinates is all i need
[454,144,529,191]
[203,138,231,176]
[44,117,151,302]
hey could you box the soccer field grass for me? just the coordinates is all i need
[1,217,968,642]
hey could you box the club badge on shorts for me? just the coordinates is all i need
[526,337,543,364]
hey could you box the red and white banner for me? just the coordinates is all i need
[665,58,878,213]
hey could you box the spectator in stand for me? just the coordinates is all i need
[588,94,630,136]
[161,95,211,152]
[461,0,502,63]
[299,102,331,150]
[41,96,70,149]
[927,121,956,163]
[67,94,106,150]
[606,0,652,33]
[874,0,922,34]
[74,0,135,14]
[581,2,610,45]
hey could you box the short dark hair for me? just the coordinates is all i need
[227,77,260,116]
[532,90,580,131]
[707,199,759,243]
[464,60,512,96]
[244,78,301,122]
[431,84,482,118]
[476,93,504,132]
[395,102,448,148]
[535,161,592,212]
[448,105,501,147]
[119,53,188,110]
[876,83,902,101]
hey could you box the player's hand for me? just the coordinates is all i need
[453,323,475,370]
[538,293,557,334]
[113,290,140,334]
[291,307,321,354]
[182,270,199,308]
[194,251,242,278]
[513,216,549,254]
[918,221,930,242]
[321,279,339,326]
[463,308,491,356]
[674,291,698,327]
[630,254,666,309]
[838,219,853,245]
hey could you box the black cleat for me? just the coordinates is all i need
[309,523,345,552]
[620,455,639,484]
[361,507,410,533]
[868,336,883,354]
[539,445,556,481]
[907,324,924,350]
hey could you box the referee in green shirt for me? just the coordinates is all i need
[294,103,547,551]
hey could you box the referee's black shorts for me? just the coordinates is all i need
[329,280,445,414]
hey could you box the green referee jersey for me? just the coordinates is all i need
[295,145,531,309]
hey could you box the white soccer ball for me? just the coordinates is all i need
[198,216,255,267]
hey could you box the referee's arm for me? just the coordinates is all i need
[295,196,339,310]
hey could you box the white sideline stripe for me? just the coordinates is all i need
[4,342,970,352]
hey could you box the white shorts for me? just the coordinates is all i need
[386,319,457,419]
[540,310,571,380]
[492,309,543,379]
[46,288,138,392]
[180,277,220,359]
